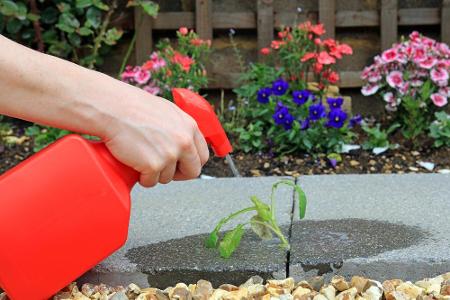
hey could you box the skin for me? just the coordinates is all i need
[0,35,209,187]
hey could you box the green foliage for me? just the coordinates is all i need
[25,125,71,152]
[429,112,450,148]
[361,123,400,150]
[235,121,265,153]
[0,0,159,69]
[205,180,306,258]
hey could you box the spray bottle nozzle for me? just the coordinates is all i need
[172,88,233,157]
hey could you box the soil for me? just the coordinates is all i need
[1,121,449,177]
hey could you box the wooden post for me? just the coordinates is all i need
[257,0,274,61]
[134,7,153,65]
[319,0,336,39]
[442,0,450,44]
[195,0,213,40]
[381,0,398,50]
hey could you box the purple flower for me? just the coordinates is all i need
[257,87,272,104]
[326,109,348,128]
[300,118,310,130]
[327,97,344,109]
[349,114,362,128]
[272,78,289,96]
[308,103,326,121]
[283,114,294,130]
[328,158,338,168]
[293,90,312,106]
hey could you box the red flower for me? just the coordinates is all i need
[323,38,336,48]
[191,38,203,46]
[337,43,352,55]
[260,47,271,55]
[301,52,317,62]
[298,21,312,31]
[314,62,323,73]
[271,40,285,49]
[327,71,340,83]
[171,52,194,72]
[310,23,325,36]
[317,51,336,65]
[314,38,322,45]
[141,60,154,71]
[179,27,188,35]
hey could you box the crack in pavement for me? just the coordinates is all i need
[285,176,298,277]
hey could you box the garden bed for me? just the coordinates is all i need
[6,272,449,300]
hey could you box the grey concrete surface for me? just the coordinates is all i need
[291,174,450,281]
[79,177,295,287]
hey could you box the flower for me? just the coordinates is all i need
[292,90,312,105]
[310,23,325,36]
[271,40,285,49]
[309,103,326,120]
[191,38,203,46]
[430,93,448,107]
[361,84,380,96]
[301,52,316,62]
[430,68,449,83]
[349,114,362,128]
[260,47,271,55]
[134,69,151,84]
[317,51,336,65]
[326,109,347,128]
[327,97,344,109]
[272,103,292,129]
[171,52,194,72]
[121,66,139,81]
[282,114,295,130]
[143,85,161,95]
[300,118,310,130]
[381,48,398,63]
[272,79,289,96]
[179,27,188,35]
[257,87,272,104]
[327,71,340,83]
[149,52,166,70]
[313,62,323,74]
[383,92,401,111]
[386,71,404,88]
[419,56,437,69]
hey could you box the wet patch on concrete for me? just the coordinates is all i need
[289,219,427,275]
[126,229,288,288]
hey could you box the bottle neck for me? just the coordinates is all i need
[91,141,139,191]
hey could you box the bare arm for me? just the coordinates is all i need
[0,35,209,186]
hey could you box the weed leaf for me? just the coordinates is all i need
[250,215,273,240]
[205,230,219,248]
[250,196,272,222]
[219,224,245,258]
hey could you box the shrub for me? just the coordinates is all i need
[120,27,210,100]
[361,31,450,142]
[232,22,359,155]
[429,112,450,147]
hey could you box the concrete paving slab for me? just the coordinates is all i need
[79,177,295,287]
[290,174,450,281]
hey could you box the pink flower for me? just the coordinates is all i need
[121,66,140,81]
[430,93,448,107]
[361,84,380,96]
[398,82,410,95]
[143,85,161,95]
[317,51,336,65]
[418,56,437,69]
[260,47,271,55]
[413,47,427,63]
[383,92,401,111]
[179,27,188,35]
[301,52,316,62]
[149,52,166,70]
[382,48,398,63]
[386,71,404,88]
[439,87,450,97]
[411,78,423,87]
[134,69,151,84]
[368,71,382,83]
[430,68,449,83]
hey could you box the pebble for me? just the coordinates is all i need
[409,167,419,172]
[250,169,262,177]
[263,162,270,169]
[349,160,360,167]
[369,160,377,166]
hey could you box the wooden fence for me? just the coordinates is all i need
[133,0,450,89]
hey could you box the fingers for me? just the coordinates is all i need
[194,130,209,166]
[159,161,177,184]
[139,171,160,188]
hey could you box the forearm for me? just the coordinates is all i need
[0,35,126,138]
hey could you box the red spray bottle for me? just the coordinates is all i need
[0,88,232,300]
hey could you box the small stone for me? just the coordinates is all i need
[336,287,357,300]
[211,289,230,300]
[250,169,262,177]
[293,286,312,299]
[247,284,267,298]
[349,160,360,167]
[351,276,369,293]
[109,291,128,300]
[169,283,192,300]
[417,161,435,171]
[263,162,270,169]
[0,293,7,300]
[362,286,382,300]
[81,283,96,297]
[385,291,408,300]
[218,284,239,292]
[369,160,377,166]
[411,151,420,156]
[438,169,450,174]
[415,276,443,295]
[331,276,350,292]
[240,276,264,288]
[192,280,213,300]
[396,282,424,299]
[320,285,336,300]
[224,288,248,300]
[296,291,318,300]
[308,277,325,292]
[314,295,329,300]
[394,164,402,170]
[267,278,295,291]
[370,167,376,172]
[53,292,72,300]
[285,170,295,175]
[382,279,403,294]
[442,284,450,296]
[408,167,419,172]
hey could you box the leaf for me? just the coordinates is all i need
[78,26,93,36]
[250,215,273,240]
[86,7,101,29]
[250,196,272,222]
[92,0,109,10]
[6,18,23,34]
[219,224,245,258]
[68,32,81,47]
[138,0,159,17]
[272,180,307,220]
[26,13,40,22]
[76,0,93,9]
[205,230,219,248]
[0,0,19,17]
[40,7,58,24]
[104,27,123,45]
